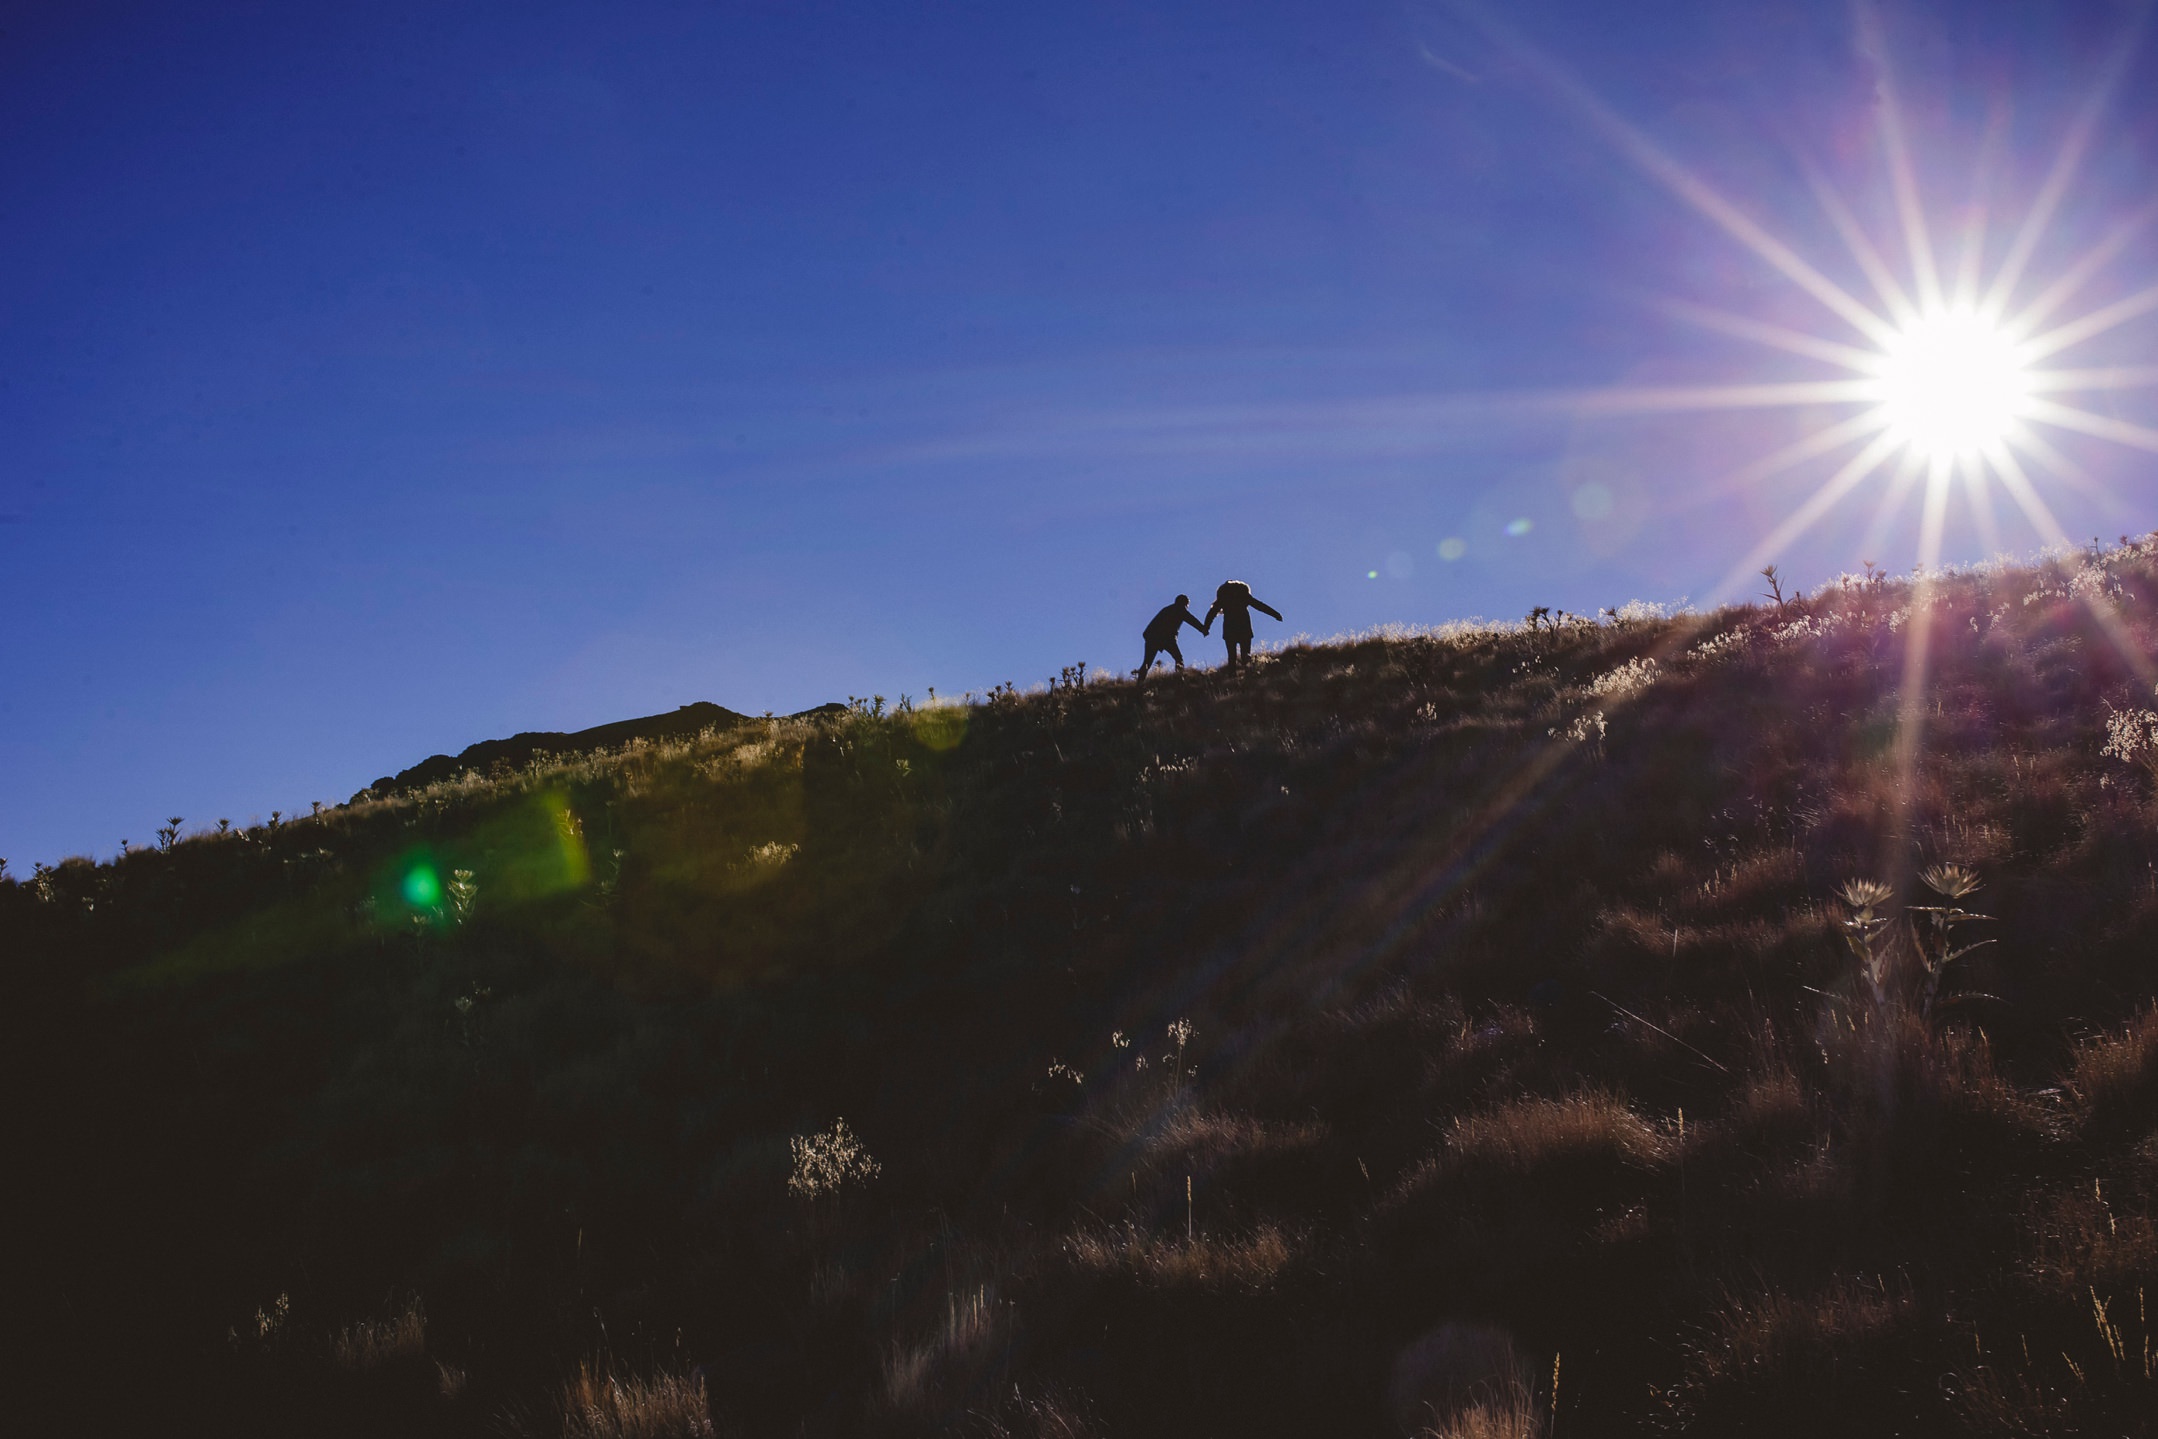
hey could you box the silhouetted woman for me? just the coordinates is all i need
[1204,580,1282,669]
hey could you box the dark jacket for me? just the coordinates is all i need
[1203,582,1282,640]
[1144,602,1207,645]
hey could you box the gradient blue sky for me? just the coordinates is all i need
[6,0,2156,866]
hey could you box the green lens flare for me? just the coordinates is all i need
[403,864,442,908]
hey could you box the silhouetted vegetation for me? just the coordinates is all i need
[10,540,2158,1436]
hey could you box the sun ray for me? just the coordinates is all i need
[2007,200,2158,336]
[2004,427,2126,511]
[1685,407,1892,505]
[1854,0,1944,312]
[2022,397,2158,454]
[1982,441,2074,546]
[1457,2,1899,346]
[1983,8,2151,316]
[1914,455,1954,570]
[1799,158,1920,326]
[1706,428,1905,603]
[2024,366,2158,394]
[1986,439,2157,684]
[1952,201,1989,312]
[1962,454,2004,556]
[1854,447,1929,563]
[2021,284,2158,362]
[1560,380,1883,415]
[1881,456,1954,882]
[1950,104,2011,309]
[1656,297,1882,371]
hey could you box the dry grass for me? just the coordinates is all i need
[1415,1386,1545,1439]
[1391,1322,1540,1438]
[329,1296,426,1373]
[881,1283,1007,1416]
[1950,1277,2158,1436]
[1436,1092,1669,1179]
[2024,1179,2158,1292]
[1664,1276,1921,1428]
[1146,1107,1327,1162]
[2066,1007,2158,1141]
[560,1360,714,1439]
[1062,1223,1297,1290]
[963,1384,1101,1438]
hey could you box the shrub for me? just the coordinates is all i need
[2066,1008,2158,1142]
[560,1360,714,1439]
[1437,1093,1669,1180]
[329,1297,425,1373]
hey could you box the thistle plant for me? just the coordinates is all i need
[447,869,479,925]
[1165,1018,1196,1104]
[788,1118,882,1257]
[788,1118,882,1201]
[1553,710,1607,748]
[158,817,183,850]
[231,1291,291,1350]
[1838,879,1897,1008]
[2102,693,2158,775]
[1908,864,1995,1019]
[1761,564,1789,609]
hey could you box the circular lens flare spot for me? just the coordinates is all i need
[403,864,442,909]
[1876,308,2031,460]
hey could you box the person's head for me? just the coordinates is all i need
[1175,594,1189,607]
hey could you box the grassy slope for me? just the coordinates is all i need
[9,543,2158,1437]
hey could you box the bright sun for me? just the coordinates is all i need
[1873,308,2034,463]
[1452,5,2158,601]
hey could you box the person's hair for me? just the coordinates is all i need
[1175,594,1189,606]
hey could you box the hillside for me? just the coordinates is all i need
[9,542,2158,1437]
[358,700,849,799]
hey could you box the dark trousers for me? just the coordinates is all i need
[1139,638,1184,676]
[1223,627,1253,666]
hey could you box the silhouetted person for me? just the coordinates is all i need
[1137,594,1209,680]
[1204,580,1282,668]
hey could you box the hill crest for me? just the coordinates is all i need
[361,698,846,799]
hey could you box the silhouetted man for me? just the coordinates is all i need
[1204,580,1282,669]
[1137,594,1209,680]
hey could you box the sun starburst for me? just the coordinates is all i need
[1434,0,2158,892]
[1461,0,2157,603]
[1871,307,2034,463]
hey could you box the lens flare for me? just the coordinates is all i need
[403,864,442,909]
[1873,308,2032,461]
[1452,0,2158,607]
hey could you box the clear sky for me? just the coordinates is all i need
[6,0,2156,867]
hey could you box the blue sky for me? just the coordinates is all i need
[5,0,2155,865]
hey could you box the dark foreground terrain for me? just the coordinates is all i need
[9,544,2158,1437]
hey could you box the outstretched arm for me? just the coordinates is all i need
[1180,606,1208,636]
[1251,597,1283,622]
[1202,601,1223,629]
